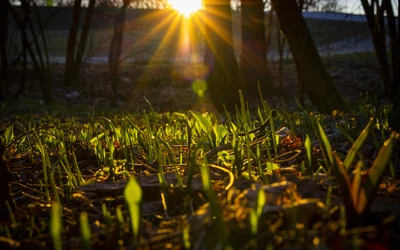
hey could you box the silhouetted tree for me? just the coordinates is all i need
[240,0,272,98]
[360,0,399,129]
[361,0,399,103]
[0,0,9,101]
[65,0,96,87]
[271,0,345,113]
[203,0,241,111]
[109,0,131,105]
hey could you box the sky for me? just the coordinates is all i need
[341,0,365,14]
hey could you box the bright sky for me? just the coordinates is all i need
[341,0,364,14]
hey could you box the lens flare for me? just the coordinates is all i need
[192,79,207,97]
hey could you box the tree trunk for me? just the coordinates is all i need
[382,0,399,103]
[361,0,392,99]
[203,0,241,111]
[271,0,345,113]
[74,0,96,83]
[109,1,128,106]
[0,0,9,101]
[65,0,82,86]
[240,0,272,98]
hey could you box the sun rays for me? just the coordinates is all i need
[169,0,203,18]
[124,2,236,107]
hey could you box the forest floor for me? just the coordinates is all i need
[1,52,400,250]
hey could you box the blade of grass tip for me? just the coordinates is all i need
[256,144,264,179]
[116,205,124,240]
[189,111,212,135]
[314,118,333,167]
[124,177,142,244]
[304,134,313,176]
[352,161,363,206]
[239,90,248,126]
[344,118,374,170]
[144,97,156,122]
[4,125,14,145]
[100,117,122,141]
[50,201,62,250]
[256,188,266,218]
[331,151,357,218]
[80,212,92,250]
[357,133,398,214]
[33,131,50,203]
[337,126,355,144]
[266,104,278,155]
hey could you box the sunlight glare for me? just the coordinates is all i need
[169,0,202,17]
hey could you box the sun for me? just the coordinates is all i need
[169,0,203,17]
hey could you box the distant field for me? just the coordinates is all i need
[10,7,371,63]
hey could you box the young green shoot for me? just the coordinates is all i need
[124,177,142,244]
[50,201,62,250]
[80,212,92,250]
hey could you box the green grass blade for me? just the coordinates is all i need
[357,133,398,214]
[313,118,333,167]
[352,161,363,205]
[80,212,92,250]
[124,177,142,243]
[344,118,374,169]
[190,111,212,134]
[304,134,313,176]
[331,151,357,218]
[50,201,62,250]
[4,125,14,145]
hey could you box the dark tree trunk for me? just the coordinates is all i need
[0,0,9,101]
[74,0,95,83]
[361,0,392,99]
[15,1,29,98]
[203,0,241,111]
[109,1,129,106]
[382,0,399,103]
[240,0,272,98]
[65,0,82,86]
[65,0,95,87]
[271,0,345,113]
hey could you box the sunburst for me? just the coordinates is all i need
[169,0,203,17]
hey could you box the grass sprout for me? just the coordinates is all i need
[124,177,142,244]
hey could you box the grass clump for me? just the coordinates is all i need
[0,98,399,249]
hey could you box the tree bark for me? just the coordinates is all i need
[240,0,272,98]
[361,0,391,98]
[65,0,82,86]
[109,1,129,106]
[271,0,345,113]
[203,0,241,111]
[74,0,96,83]
[382,0,399,103]
[0,0,9,101]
